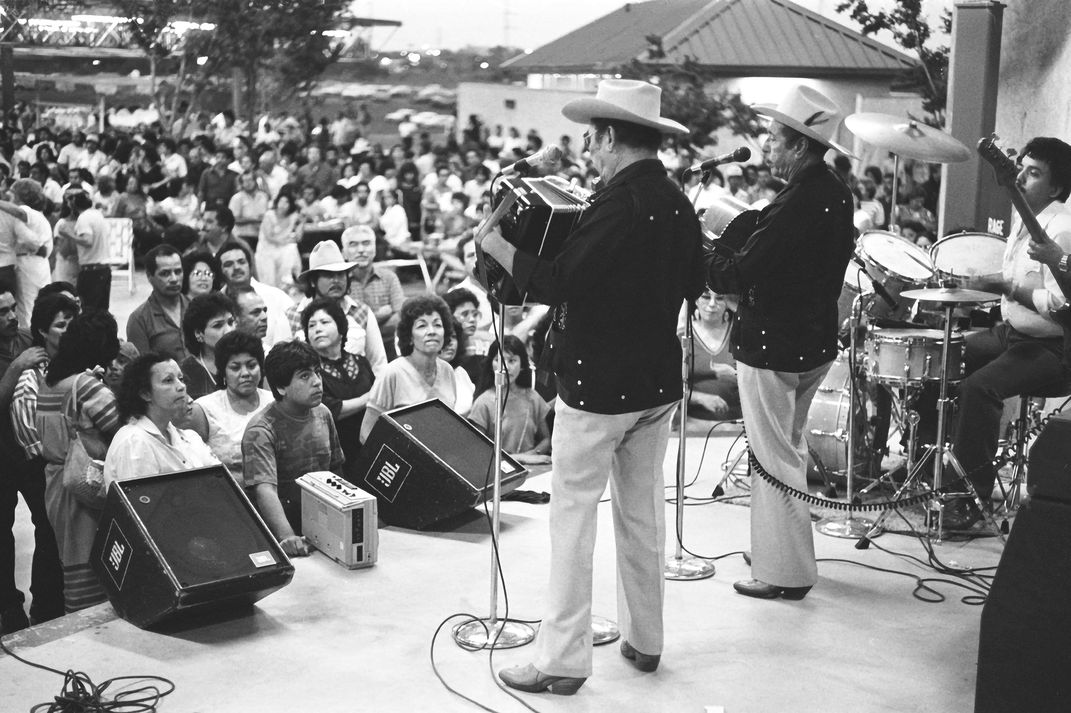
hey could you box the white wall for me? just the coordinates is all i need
[996,0,1071,145]
[460,76,921,168]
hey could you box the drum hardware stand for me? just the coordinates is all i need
[818,293,874,538]
[859,297,1005,545]
[453,299,536,650]
[665,178,720,581]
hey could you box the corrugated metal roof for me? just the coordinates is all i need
[503,0,916,77]
[501,0,713,72]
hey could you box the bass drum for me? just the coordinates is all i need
[806,352,871,483]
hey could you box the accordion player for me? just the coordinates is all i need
[475,176,589,305]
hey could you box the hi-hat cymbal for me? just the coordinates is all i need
[845,113,972,163]
[900,287,1001,304]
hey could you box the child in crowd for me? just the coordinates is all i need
[467,335,551,465]
[242,340,344,557]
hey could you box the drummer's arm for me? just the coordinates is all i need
[1027,218,1071,312]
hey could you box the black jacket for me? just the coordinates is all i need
[513,158,705,414]
[707,162,854,372]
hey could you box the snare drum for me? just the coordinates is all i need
[856,230,935,320]
[837,262,874,326]
[866,328,964,385]
[930,232,1006,289]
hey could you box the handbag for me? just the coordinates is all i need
[59,373,109,508]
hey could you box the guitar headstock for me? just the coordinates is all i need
[977,134,1019,188]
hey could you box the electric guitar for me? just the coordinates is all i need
[977,135,1071,328]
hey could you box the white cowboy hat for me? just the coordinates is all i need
[753,85,852,156]
[562,79,688,135]
[300,240,356,278]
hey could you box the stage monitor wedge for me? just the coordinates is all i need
[354,399,528,529]
[91,465,294,629]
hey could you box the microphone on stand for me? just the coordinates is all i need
[684,146,752,176]
[500,144,563,175]
[852,255,899,310]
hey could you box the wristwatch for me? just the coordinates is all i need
[1059,254,1070,274]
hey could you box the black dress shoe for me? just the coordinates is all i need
[620,639,660,672]
[942,500,983,531]
[733,579,812,600]
[499,664,586,695]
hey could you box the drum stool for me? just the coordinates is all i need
[998,385,1071,520]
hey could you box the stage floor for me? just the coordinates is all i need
[3,426,1003,713]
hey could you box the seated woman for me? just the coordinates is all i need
[188,331,273,488]
[104,353,219,483]
[182,249,224,301]
[680,289,741,421]
[361,295,464,442]
[179,292,238,400]
[468,335,551,465]
[301,297,375,473]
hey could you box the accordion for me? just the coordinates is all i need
[475,176,588,305]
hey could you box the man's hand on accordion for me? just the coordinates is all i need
[478,227,517,277]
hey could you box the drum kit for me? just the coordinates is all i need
[808,114,1004,541]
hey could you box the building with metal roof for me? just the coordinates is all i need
[459,0,923,161]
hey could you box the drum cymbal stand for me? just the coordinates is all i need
[818,293,875,538]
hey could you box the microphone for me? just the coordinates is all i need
[852,256,899,310]
[685,146,752,175]
[501,144,563,175]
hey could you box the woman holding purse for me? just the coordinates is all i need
[35,310,121,613]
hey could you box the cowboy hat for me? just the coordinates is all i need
[753,85,852,156]
[299,240,356,278]
[562,79,687,135]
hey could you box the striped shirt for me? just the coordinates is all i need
[10,366,43,458]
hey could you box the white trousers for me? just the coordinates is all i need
[255,243,300,290]
[534,400,675,677]
[738,361,832,588]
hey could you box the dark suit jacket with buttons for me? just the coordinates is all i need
[706,162,854,372]
[512,158,706,414]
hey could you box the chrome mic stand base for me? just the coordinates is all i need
[664,554,716,581]
[591,615,621,646]
[453,618,536,650]
[816,514,874,539]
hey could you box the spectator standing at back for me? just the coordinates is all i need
[198,147,237,212]
[67,191,112,312]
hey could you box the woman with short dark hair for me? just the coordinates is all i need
[360,295,464,441]
[179,292,237,399]
[105,353,218,484]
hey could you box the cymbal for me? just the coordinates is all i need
[900,287,1001,304]
[844,113,972,163]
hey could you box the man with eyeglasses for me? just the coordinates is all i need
[216,240,293,350]
[126,244,190,362]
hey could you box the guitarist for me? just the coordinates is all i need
[946,137,1071,530]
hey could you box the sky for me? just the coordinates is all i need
[354,0,949,53]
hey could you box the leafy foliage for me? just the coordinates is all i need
[836,0,952,124]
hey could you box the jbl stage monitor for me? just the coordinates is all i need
[1028,412,1071,504]
[354,399,528,529]
[90,466,294,629]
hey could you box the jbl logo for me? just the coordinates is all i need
[363,445,411,503]
[100,521,133,590]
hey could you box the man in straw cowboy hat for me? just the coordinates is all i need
[481,79,705,694]
[707,85,855,600]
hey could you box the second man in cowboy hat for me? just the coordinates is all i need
[707,85,855,600]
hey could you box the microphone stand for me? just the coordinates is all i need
[665,172,718,581]
[452,214,535,650]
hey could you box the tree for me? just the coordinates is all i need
[618,59,764,148]
[836,0,952,125]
